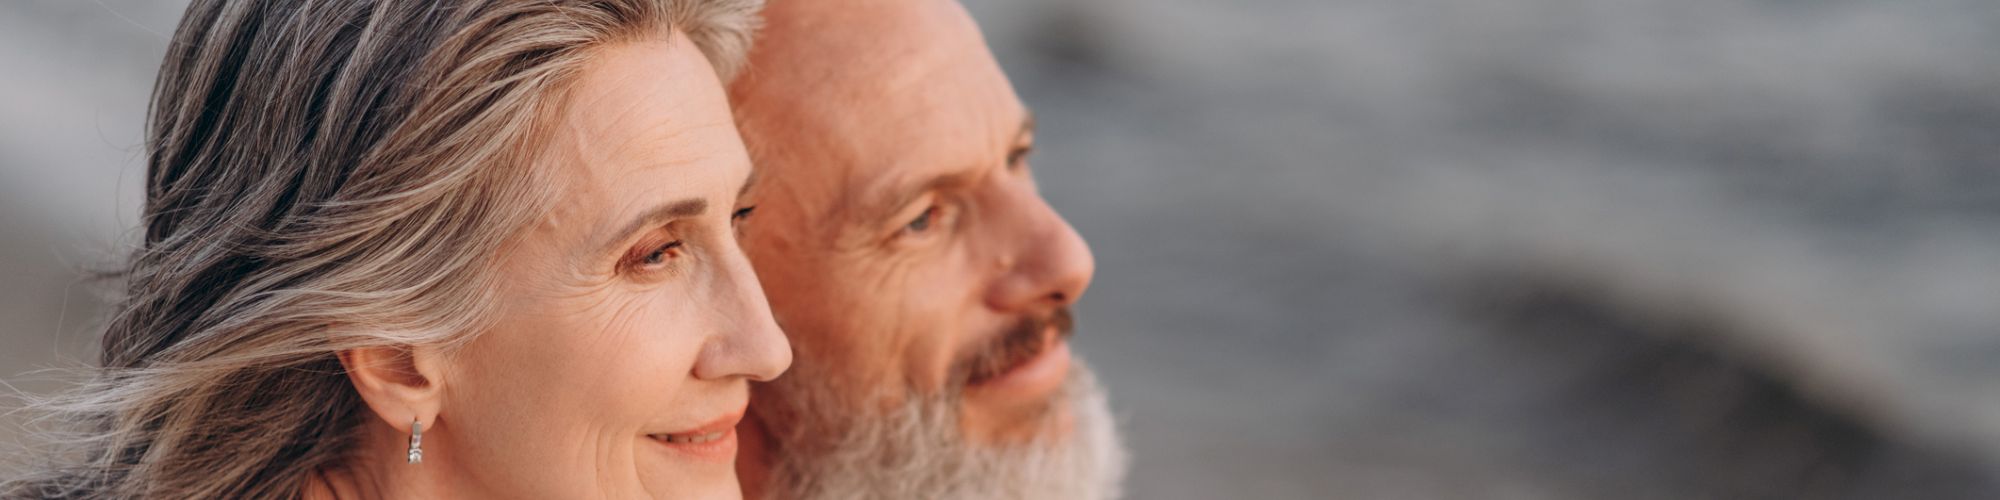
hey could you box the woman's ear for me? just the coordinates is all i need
[338,344,447,433]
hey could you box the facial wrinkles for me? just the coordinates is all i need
[549,78,739,281]
[879,268,928,394]
[601,284,667,354]
[516,153,627,298]
[813,204,939,385]
[572,70,720,159]
[732,103,850,244]
[591,425,634,497]
[757,41,1021,416]
[432,37,746,500]
[503,182,598,293]
[491,218,688,498]
[585,301,694,498]
[925,232,997,391]
[512,311,639,495]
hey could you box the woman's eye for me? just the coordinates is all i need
[633,240,684,268]
[731,205,757,228]
[905,206,938,233]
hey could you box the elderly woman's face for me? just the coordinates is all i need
[433,36,788,498]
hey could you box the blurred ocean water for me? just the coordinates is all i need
[967,0,2000,497]
[6,0,2000,498]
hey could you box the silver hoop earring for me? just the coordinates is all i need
[407,419,423,464]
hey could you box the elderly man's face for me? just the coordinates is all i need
[734,0,1091,440]
[729,0,1123,498]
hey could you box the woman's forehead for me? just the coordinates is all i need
[527,38,751,246]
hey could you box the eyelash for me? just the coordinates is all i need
[900,203,955,240]
[623,239,684,274]
[905,206,937,233]
[1007,145,1033,169]
[622,206,754,276]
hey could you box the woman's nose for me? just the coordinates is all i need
[692,246,791,382]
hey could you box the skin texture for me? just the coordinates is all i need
[727,0,1097,495]
[328,33,790,499]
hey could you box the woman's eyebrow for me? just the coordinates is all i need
[598,198,708,254]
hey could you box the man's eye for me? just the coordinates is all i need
[905,206,938,233]
[1007,145,1033,169]
[731,205,757,228]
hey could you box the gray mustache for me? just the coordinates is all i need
[958,308,1074,387]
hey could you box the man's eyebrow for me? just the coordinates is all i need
[852,169,979,228]
[737,164,760,199]
[600,198,707,255]
[841,112,1037,227]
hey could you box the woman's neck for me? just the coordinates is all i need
[304,467,359,500]
[304,461,400,500]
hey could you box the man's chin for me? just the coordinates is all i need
[758,358,1128,500]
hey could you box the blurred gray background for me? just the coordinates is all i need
[5,0,2000,498]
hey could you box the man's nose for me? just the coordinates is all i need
[693,244,792,382]
[984,189,1096,313]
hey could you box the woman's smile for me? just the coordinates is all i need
[647,407,747,462]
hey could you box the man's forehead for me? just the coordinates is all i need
[735,0,1024,215]
[744,0,1003,121]
[757,0,977,69]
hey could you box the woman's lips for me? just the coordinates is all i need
[645,409,744,461]
[652,430,730,444]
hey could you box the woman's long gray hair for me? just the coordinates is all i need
[2,0,758,498]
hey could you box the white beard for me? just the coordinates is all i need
[755,358,1128,500]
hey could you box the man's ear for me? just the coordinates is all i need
[337,344,447,433]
